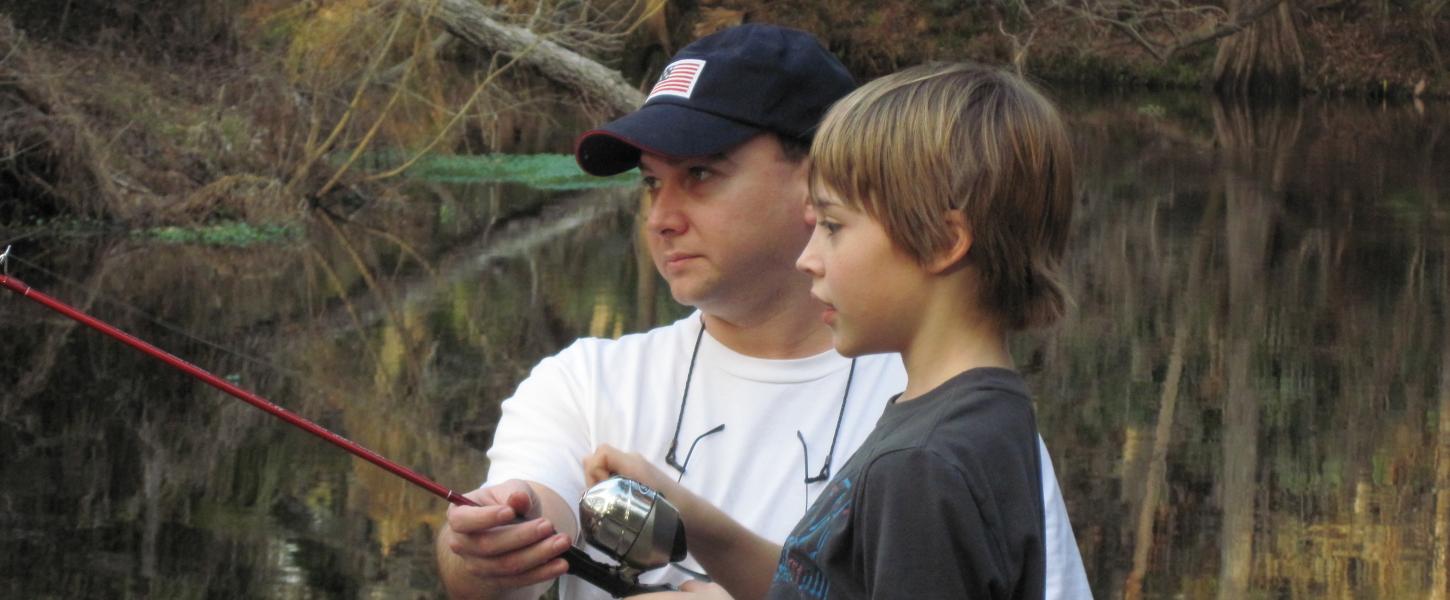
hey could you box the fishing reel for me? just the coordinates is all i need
[567,476,689,597]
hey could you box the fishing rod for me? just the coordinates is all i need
[0,246,672,598]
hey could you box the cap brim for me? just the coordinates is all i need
[574,103,763,176]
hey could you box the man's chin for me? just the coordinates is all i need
[664,277,716,308]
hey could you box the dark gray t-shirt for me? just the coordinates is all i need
[766,368,1046,600]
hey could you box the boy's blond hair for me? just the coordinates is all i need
[811,62,1075,330]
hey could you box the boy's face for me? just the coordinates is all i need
[796,188,928,357]
[638,134,813,317]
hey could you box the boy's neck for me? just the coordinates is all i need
[897,295,1014,402]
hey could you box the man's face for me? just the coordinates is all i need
[637,134,813,317]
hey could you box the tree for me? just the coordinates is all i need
[1212,0,1305,96]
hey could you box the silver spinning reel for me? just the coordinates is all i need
[573,476,688,594]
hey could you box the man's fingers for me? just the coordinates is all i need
[447,504,517,534]
[486,557,571,590]
[464,530,574,578]
[451,518,559,558]
[505,489,537,519]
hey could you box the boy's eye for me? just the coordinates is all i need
[641,176,661,191]
[818,220,842,235]
[687,167,713,182]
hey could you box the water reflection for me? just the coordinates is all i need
[1,95,1447,598]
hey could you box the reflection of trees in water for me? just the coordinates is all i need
[1037,95,1448,597]
[1435,242,1450,600]
[1213,97,1297,600]
[0,184,644,597]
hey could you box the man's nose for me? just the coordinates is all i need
[646,182,687,237]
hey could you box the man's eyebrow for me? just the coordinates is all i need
[643,152,731,169]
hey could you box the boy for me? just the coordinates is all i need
[586,61,1076,599]
[442,25,1090,600]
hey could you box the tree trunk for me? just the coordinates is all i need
[418,0,644,115]
[1212,0,1305,97]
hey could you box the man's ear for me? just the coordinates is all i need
[926,210,972,274]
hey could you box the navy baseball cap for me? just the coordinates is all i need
[574,24,856,176]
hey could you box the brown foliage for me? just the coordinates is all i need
[3,0,249,61]
[0,16,120,221]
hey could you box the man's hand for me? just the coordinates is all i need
[437,480,573,597]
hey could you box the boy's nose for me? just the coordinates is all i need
[796,229,825,276]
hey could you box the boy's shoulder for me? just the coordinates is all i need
[879,368,1035,446]
[854,368,1040,491]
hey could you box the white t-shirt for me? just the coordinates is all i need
[485,313,1092,599]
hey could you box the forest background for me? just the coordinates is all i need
[0,0,1445,226]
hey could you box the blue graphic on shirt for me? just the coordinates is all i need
[773,477,853,599]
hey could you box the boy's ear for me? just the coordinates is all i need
[926,210,972,275]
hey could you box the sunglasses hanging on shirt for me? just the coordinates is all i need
[664,317,856,487]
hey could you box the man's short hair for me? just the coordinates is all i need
[810,63,1076,331]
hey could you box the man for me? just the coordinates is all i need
[436,24,1091,600]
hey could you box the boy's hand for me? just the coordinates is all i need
[629,580,734,599]
[584,444,678,497]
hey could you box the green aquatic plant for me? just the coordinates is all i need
[136,222,300,246]
[376,152,637,190]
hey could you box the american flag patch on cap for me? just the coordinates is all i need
[646,59,706,102]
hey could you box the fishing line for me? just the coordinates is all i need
[5,252,314,386]
[0,253,673,597]
[2,251,451,444]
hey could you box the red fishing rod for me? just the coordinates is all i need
[0,246,665,598]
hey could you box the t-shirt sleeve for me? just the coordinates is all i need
[853,448,1018,599]
[1037,437,1092,599]
[483,343,596,528]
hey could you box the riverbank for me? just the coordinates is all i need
[1,2,1444,226]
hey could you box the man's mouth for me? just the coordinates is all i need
[661,252,700,268]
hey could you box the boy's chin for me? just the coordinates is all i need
[830,331,881,358]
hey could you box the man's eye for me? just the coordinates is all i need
[688,167,713,182]
[641,176,661,190]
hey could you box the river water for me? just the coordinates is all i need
[1,92,1446,599]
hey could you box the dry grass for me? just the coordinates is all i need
[0,16,121,221]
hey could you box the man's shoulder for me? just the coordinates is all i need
[547,312,700,368]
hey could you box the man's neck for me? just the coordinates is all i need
[700,300,834,359]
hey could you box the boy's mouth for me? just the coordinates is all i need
[821,305,837,326]
[811,293,837,325]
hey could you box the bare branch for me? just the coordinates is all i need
[1055,0,1286,62]
[1168,0,1288,53]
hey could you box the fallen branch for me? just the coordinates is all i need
[415,0,644,115]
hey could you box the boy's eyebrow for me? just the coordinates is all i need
[809,193,841,210]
